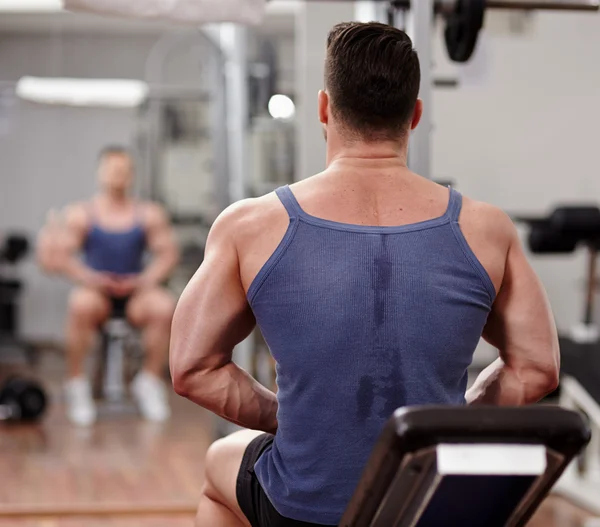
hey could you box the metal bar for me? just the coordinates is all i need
[391,0,599,10]
[487,0,599,10]
[407,0,434,179]
[584,244,598,325]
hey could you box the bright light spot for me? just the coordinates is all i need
[16,77,149,108]
[268,94,295,121]
[0,0,62,12]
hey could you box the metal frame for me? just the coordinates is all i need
[141,29,229,209]
[556,376,600,517]
[392,0,600,11]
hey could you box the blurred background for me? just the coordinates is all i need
[1,0,600,525]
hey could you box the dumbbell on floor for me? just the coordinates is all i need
[0,377,48,422]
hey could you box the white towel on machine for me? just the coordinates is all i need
[63,0,267,26]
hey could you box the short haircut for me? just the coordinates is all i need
[98,145,132,161]
[325,22,421,142]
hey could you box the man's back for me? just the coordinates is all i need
[237,168,509,295]
[231,168,507,523]
[169,22,559,527]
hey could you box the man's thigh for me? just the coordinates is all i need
[67,286,111,323]
[126,286,176,328]
[204,429,266,526]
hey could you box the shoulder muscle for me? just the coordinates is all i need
[459,197,515,293]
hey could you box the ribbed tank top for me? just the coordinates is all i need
[249,185,496,525]
[83,208,146,276]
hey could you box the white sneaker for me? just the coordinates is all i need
[131,371,171,422]
[65,376,97,427]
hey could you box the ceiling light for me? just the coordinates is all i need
[268,94,295,121]
[16,77,149,108]
[0,0,63,12]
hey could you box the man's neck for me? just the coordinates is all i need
[325,134,409,170]
[98,191,131,207]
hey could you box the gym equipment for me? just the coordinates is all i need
[443,0,487,63]
[93,302,143,414]
[517,207,600,516]
[398,0,599,63]
[0,376,48,422]
[341,405,590,527]
[557,376,600,516]
[0,233,38,366]
[394,0,600,180]
[64,0,600,65]
[0,235,29,264]
[518,207,600,343]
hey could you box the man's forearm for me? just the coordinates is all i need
[466,357,555,406]
[179,362,278,434]
[62,257,97,286]
[140,252,178,286]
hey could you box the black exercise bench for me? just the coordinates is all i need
[341,406,590,527]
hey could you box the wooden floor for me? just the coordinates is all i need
[0,359,595,526]
[0,364,213,526]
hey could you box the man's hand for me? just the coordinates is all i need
[84,271,120,295]
[102,274,148,298]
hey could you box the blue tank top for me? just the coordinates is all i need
[83,208,146,276]
[249,186,496,525]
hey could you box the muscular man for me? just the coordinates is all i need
[39,146,179,426]
[170,23,560,527]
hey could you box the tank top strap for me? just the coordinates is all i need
[133,202,146,228]
[86,201,99,225]
[275,186,302,220]
[446,187,463,222]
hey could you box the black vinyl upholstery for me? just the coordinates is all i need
[340,406,590,527]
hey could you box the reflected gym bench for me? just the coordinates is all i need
[93,300,143,414]
[341,406,590,527]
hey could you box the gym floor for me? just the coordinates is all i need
[0,353,593,527]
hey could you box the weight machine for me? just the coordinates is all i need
[517,207,600,517]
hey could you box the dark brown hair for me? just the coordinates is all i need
[98,145,131,161]
[325,22,421,142]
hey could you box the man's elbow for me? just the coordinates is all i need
[542,366,560,395]
[525,363,560,403]
[170,360,212,401]
[171,364,194,398]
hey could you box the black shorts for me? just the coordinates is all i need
[236,434,336,527]
[110,296,130,318]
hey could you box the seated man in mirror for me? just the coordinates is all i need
[38,146,180,426]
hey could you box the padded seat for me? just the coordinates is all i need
[341,406,590,527]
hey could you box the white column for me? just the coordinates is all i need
[355,0,389,23]
[407,0,434,179]
[218,23,250,203]
[295,1,355,181]
[217,24,253,389]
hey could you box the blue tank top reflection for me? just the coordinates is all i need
[248,186,497,525]
[84,221,146,276]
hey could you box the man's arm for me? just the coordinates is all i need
[42,204,110,289]
[37,209,65,274]
[467,218,560,406]
[170,203,278,433]
[138,204,180,288]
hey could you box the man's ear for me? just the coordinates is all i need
[318,90,329,125]
[411,99,423,130]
